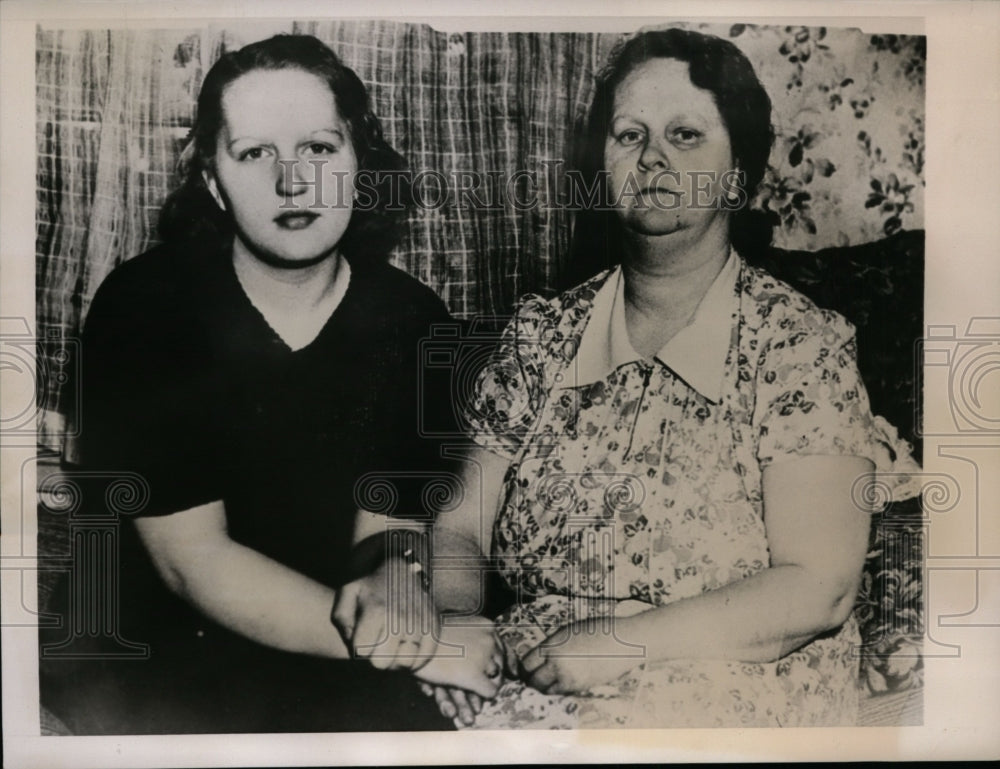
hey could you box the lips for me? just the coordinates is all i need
[274,211,320,230]
[638,187,682,197]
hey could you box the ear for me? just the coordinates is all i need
[202,169,226,211]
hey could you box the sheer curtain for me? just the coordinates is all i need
[35,20,925,453]
[36,21,612,452]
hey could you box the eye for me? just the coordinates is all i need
[303,142,336,157]
[672,128,702,145]
[616,128,645,146]
[238,146,268,162]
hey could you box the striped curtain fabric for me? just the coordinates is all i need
[35,20,925,452]
[35,21,615,450]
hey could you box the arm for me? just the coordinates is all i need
[628,454,872,659]
[134,500,349,659]
[418,444,512,722]
[523,454,873,693]
[331,444,509,664]
[333,510,439,669]
[431,444,511,614]
[330,444,511,723]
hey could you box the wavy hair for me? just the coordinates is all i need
[158,34,410,262]
[565,28,775,285]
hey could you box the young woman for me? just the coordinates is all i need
[40,34,499,734]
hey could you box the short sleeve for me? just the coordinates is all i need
[463,297,551,458]
[76,266,224,517]
[756,315,880,468]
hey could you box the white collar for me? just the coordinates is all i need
[563,251,739,403]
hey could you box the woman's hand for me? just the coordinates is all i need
[518,618,645,695]
[332,556,439,672]
[419,683,485,727]
[416,615,505,727]
[414,615,503,699]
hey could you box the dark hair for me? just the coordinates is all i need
[158,34,410,262]
[565,28,775,285]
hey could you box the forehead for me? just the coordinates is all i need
[219,68,345,136]
[612,57,722,122]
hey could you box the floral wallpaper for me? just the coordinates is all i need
[36,21,925,446]
[665,23,926,250]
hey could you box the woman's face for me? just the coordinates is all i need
[604,57,734,243]
[206,67,358,267]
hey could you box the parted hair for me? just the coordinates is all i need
[158,34,410,261]
[566,28,776,284]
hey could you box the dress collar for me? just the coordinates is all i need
[562,250,740,404]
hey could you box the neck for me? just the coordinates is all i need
[621,218,730,321]
[232,240,344,313]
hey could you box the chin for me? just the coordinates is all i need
[621,210,688,238]
[249,243,340,270]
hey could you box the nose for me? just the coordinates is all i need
[274,157,315,199]
[638,137,671,172]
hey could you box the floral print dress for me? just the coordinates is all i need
[461,255,920,729]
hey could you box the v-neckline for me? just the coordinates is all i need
[224,252,354,355]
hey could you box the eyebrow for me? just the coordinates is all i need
[611,112,708,125]
[225,127,348,149]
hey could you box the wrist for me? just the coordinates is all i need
[349,526,430,581]
[400,543,430,592]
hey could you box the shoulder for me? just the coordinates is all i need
[79,243,223,385]
[741,261,856,355]
[84,244,204,342]
[508,268,615,333]
[352,258,453,324]
[87,241,218,321]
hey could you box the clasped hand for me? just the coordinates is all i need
[515,617,645,695]
[331,557,503,700]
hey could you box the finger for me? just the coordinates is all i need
[375,632,428,671]
[389,638,426,671]
[467,669,501,699]
[502,642,520,676]
[449,688,476,727]
[468,692,483,714]
[519,646,548,675]
[411,607,440,671]
[433,686,457,721]
[352,609,390,661]
[410,639,437,672]
[413,621,440,671]
[368,638,402,671]
[330,582,361,639]
[527,661,559,693]
[419,682,434,698]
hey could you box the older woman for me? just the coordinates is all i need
[340,27,920,728]
[39,34,500,734]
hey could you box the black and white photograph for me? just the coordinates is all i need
[2,0,998,765]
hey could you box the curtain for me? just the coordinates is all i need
[35,20,925,452]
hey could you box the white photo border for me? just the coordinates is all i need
[3,0,998,765]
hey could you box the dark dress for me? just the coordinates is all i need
[40,239,458,733]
